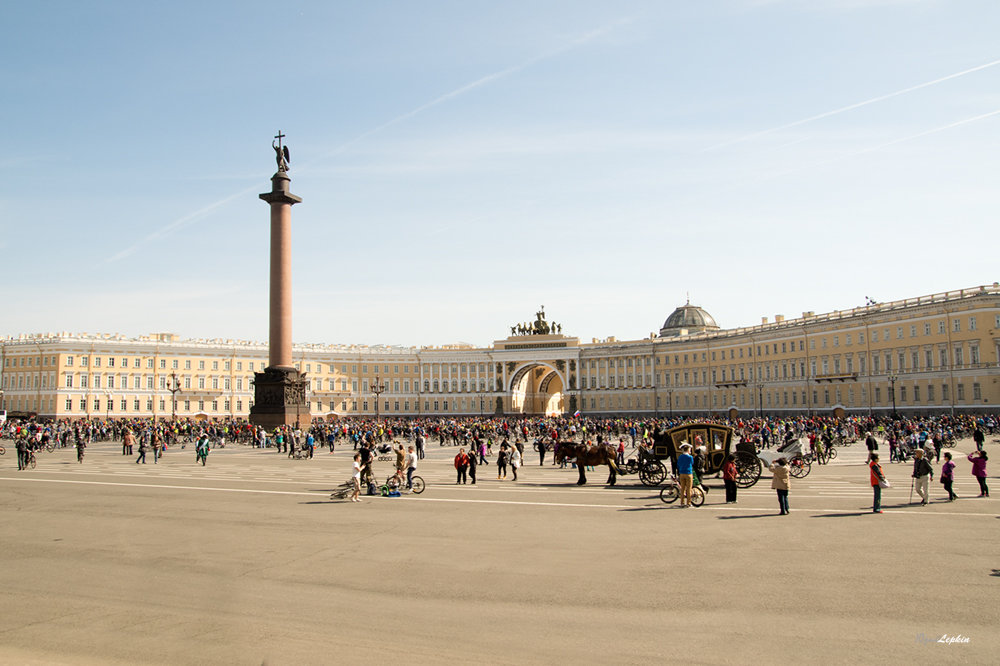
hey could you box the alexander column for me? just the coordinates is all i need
[250,131,311,428]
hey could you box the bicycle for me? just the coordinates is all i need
[26,450,37,469]
[330,480,357,500]
[788,455,810,479]
[385,472,425,494]
[659,477,705,507]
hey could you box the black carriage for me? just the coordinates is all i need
[641,422,736,488]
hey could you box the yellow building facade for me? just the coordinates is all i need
[2,285,998,420]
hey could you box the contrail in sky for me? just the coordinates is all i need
[107,17,632,264]
[706,58,1000,151]
[308,16,634,161]
[751,107,1000,183]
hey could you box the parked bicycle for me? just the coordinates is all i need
[659,476,705,507]
[385,472,425,494]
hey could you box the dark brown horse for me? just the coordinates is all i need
[554,442,619,486]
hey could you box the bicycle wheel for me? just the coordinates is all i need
[46,444,55,453]
[690,487,705,507]
[789,457,810,479]
[409,476,425,494]
[826,447,838,461]
[0,446,5,455]
[30,456,37,469]
[659,484,679,504]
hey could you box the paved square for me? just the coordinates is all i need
[0,438,995,664]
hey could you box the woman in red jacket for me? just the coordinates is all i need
[870,454,887,513]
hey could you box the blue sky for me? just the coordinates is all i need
[3,0,998,347]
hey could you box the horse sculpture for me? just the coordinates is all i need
[554,442,619,486]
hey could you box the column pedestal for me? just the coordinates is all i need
[250,366,311,428]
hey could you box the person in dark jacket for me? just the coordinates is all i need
[912,448,933,505]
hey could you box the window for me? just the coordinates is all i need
[65,374,73,388]
[927,385,934,401]
[66,356,74,366]
[942,384,949,401]
[970,346,980,365]
[973,382,982,400]
[925,350,933,369]
[872,330,878,343]
[909,325,916,337]
[957,384,965,401]
[924,323,930,335]
[185,360,191,370]
[913,386,920,402]
[969,317,976,331]
[938,321,946,334]
[198,360,205,370]
[160,359,166,369]
[953,319,960,332]
[897,327,903,339]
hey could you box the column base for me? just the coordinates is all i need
[249,366,311,428]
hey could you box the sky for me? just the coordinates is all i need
[2,0,999,348]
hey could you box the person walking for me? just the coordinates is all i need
[864,431,878,464]
[973,427,985,452]
[912,448,933,505]
[869,454,887,513]
[468,447,478,485]
[136,437,148,464]
[722,454,738,504]
[538,440,547,466]
[940,452,957,501]
[496,444,509,480]
[404,445,418,491]
[350,453,362,502]
[195,434,210,466]
[510,444,522,481]
[152,433,162,464]
[770,457,791,515]
[968,450,989,497]
[677,443,694,508]
[454,448,469,484]
[16,437,28,471]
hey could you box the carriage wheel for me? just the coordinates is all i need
[690,487,705,507]
[733,451,761,488]
[639,462,666,487]
[789,456,811,479]
[659,484,679,504]
[624,460,640,475]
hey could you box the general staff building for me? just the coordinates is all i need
[2,285,998,421]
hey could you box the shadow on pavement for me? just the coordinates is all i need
[810,512,871,518]
[716,513,778,520]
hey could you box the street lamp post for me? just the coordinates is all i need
[168,372,181,422]
[888,375,898,419]
[757,383,764,418]
[371,375,387,422]
[105,391,111,421]
[667,389,673,419]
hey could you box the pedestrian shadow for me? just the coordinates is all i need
[811,512,871,518]
[619,505,668,512]
[990,569,1000,577]
[716,513,777,520]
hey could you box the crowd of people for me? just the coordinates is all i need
[2,412,994,513]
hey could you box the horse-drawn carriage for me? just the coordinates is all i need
[636,422,736,487]
[732,437,811,487]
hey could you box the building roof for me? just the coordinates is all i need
[659,302,719,338]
